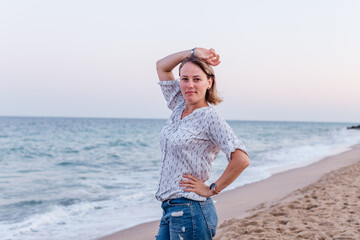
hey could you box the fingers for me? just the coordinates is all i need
[206,49,217,60]
[180,180,195,189]
[180,179,194,184]
[181,174,197,191]
[212,55,220,64]
[180,179,195,192]
[211,61,221,66]
[180,180,209,197]
[181,183,194,189]
[210,59,221,66]
[206,56,221,66]
[201,49,218,60]
[209,48,216,57]
[205,49,220,66]
[183,174,198,181]
[182,187,193,192]
[194,48,221,66]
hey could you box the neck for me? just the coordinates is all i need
[184,101,209,113]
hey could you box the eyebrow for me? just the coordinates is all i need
[180,75,202,77]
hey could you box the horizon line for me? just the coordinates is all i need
[0,115,357,125]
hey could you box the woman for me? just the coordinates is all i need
[155,47,250,240]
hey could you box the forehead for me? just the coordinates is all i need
[180,62,206,76]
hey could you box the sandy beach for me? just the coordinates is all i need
[98,144,360,240]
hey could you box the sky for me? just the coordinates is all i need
[0,0,359,123]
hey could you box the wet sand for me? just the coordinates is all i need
[98,144,360,240]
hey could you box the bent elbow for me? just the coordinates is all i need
[231,149,250,169]
[239,150,250,168]
[156,59,164,72]
[156,60,160,71]
[244,157,250,168]
[240,155,250,169]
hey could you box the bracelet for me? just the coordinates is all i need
[191,48,196,58]
[210,183,221,194]
[213,186,221,194]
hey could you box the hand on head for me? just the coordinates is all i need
[194,48,221,66]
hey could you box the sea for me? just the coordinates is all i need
[0,116,359,240]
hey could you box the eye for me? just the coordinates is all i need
[194,78,201,82]
[181,77,188,81]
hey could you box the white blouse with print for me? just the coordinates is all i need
[155,79,247,202]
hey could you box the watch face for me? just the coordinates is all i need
[210,183,215,190]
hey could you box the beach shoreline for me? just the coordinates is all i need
[98,143,360,240]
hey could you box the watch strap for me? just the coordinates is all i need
[210,183,221,194]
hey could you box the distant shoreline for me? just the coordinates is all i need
[0,115,357,124]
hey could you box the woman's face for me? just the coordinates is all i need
[179,62,212,106]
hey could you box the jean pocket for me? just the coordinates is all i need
[199,199,218,236]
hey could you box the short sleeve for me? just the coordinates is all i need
[157,79,185,110]
[207,110,248,162]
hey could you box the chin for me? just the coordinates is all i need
[185,98,200,105]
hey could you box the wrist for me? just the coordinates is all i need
[208,189,216,197]
[209,182,221,195]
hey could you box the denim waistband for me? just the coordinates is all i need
[162,197,211,205]
[164,197,189,204]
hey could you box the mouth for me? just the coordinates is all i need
[186,91,196,94]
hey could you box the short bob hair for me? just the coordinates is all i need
[179,56,223,105]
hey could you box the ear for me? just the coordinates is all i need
[208,77,213,88]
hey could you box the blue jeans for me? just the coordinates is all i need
[155,197,218,240]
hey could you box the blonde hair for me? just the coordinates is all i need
[179,56,223,105]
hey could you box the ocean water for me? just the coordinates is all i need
[0,116,359,240]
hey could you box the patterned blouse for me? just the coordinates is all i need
[155,79,247,202]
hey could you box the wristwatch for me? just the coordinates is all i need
[191,48,196,57]
[209,183,220,194]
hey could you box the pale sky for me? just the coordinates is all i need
[1,0,359,123]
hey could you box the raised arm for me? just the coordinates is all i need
[156,49,192,81]
[156,48,221,82]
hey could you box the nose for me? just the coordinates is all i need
[187,79,194,88]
